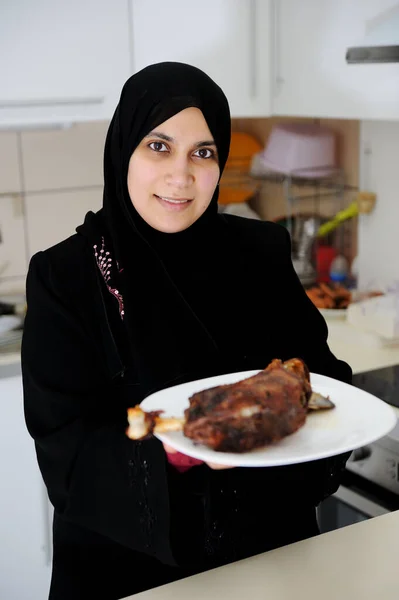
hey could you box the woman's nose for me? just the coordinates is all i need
[165,157,194,189]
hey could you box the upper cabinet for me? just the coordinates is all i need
[2,0,399,127]
[0,0,131,128]
[130,0,272,118]
[272,0,399,120]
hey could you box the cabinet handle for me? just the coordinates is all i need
[249,0,257,98]
[0,96,104,109]
[271,0,284,96]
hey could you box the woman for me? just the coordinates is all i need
[22,62,352,600]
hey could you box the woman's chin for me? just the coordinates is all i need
[152,218,192,234]
[150,210,202,234]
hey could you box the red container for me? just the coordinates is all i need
[316,246,337,283]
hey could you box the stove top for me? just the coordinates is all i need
[352,364,399,409]
[348,364,399,494]
[353,364,399,444]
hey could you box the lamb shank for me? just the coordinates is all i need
[126,358,334,452]
[183,358,312,452]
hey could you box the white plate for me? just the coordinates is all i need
[141,370,397,467]
[319,308,347,319]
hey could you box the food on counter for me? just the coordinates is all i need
[126,358,335,452]
[306,283,384,311]
[306,282,351,310]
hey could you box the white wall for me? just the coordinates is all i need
[358,120,399,290]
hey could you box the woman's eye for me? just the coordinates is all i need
[194,148,214,159]
[149,141,168,152]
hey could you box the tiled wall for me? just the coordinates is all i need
[0,122,109,295]
[0,117,360,297]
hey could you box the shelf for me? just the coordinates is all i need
[220,167,357,195]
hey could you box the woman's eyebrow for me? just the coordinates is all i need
[144,131,216,148]
[144,131,173,142]
[195,140,216,148]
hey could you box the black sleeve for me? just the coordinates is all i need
[21,251,173,562]
[273,226,353,506]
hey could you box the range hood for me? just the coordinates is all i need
[346,4,399,64]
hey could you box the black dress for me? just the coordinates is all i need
[22,213,352,600]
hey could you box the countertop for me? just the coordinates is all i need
[0,331,21,367]
[123,510,399,600]
[326,320,399,375]
[0,351,21,367]
[0,347,21,367]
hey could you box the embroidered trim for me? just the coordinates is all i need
[94,238,125,320]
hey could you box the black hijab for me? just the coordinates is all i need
[78,62,238,398]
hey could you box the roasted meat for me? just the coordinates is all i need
[183,358,312,452]
[126,358,334,452]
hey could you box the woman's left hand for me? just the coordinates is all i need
[163,443,235,470]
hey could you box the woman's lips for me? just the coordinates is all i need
[154,194,193,211]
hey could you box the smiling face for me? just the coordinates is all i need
[127,107,220,233]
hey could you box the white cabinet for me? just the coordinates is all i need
[0,369,52,600]
[6,1,399,127]
[273,0,399,120]
[130,0,272,117]
[0,0,131,128]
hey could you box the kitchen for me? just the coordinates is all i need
[2,1,399,599]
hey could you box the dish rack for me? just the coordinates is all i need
[221,165,355,286]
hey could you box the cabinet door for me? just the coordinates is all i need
[130,0,272,117]
[0,373,51,600]
[273,0,399,120]
[0,0,131,127]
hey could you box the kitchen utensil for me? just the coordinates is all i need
[292,216,319,286]
[317,192,377,238]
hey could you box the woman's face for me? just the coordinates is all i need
[127,107,220,233]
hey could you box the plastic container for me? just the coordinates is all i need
[329,255,349,283]
[347,294,399,340]
[255,123,337,178]
[316,246,337,283]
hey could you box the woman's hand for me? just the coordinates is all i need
[205,461,235,470]
[163,443,235,470]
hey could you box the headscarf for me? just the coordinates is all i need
[78,62,236,398]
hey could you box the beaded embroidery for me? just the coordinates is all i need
[94,238,125,320]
